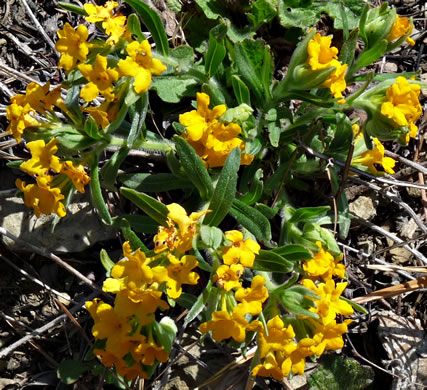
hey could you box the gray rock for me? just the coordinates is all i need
[349,196,377,220]
[0,194,116,253]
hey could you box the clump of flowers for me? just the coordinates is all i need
[16,138,90,218]
[307,33,347,101]
[179,92,254,168]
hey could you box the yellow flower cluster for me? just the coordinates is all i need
[387,15,415,46]
[16,138,90,218]
[86,204,206,379]
[179,93,254,168]
[307,33,347,101]
[381,77,422,143]
[54,1,166,125]
[252,243,353,381]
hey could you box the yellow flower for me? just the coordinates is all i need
[302,279,354,324]
[84,1,130,45]
[60,161,90,193]
[352,137,396,175]
[380,76,422,140]
[20,138,62,177]
[179,93,254,168]
[117,40,167,94]
[387,15,415,46]
[303,241,346,281]
[289,337,318,375]
[307,33,339,70]
[235,275,269,304]
[222,230,260,268]
[6,103,40,143]
[78,55,118,102]
[83,106,110,130]
[154,203,209,254]
[56,23,90,72]
[166,253,199,299]
[310,319,353,356]
[252,316,297,380]
[307,33,347,100]
[16,176,66,218]
[134,336,169,366]
[215,264,244,291]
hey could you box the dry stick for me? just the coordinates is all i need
[339,242,416,281]
[351,215,427,265]
[18,0,57,54]
[349,176,427,234]
[0,227,104,294]
[384,149,427,175]
[0,290,99,359]
[414,133,427,221]
[352,276,427,304]
[0,254,78,305]
[299,142,427,190]
[0,59,41,84]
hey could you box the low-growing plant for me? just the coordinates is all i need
[5,0,423,386]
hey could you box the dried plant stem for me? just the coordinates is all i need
[0,291,99,359]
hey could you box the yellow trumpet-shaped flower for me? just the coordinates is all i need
[117,40,167,94]
[60,161,90,193]
[235,274,269,304]
[84,1,129,45]
[20,138,62,177]
[6,103,40,143]
[301,279,354,324]
[179,92,254,168]
[352,137,396,175]
[166,253,199,299]
[215,264,244,291]
[387,15,415,46]
[16,176,66,218]
[303,241,346,281]
[307,33,347,100]
[222,230,260,268]
[78,55,118,102]
[381,76,422,141]
[56,23,90,72]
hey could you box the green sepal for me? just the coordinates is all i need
[127,93,148,147]
[153,317,177,354]
[120,187,168,226]
[100,248,115,276]
[83,115,104,140]
[174,136,214,200]
[203,147,240,226]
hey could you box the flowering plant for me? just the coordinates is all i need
[4,0,424,387]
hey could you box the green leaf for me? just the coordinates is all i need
[57,360,88,385]
[111,215,158,234]
[339,28,359,70]
[171,46,195,70]
[288,206,330,224]
[121,220,148,252]
[83,116,103,140]
[90,154,112,225]
[176,292,198,309]
[340,296,368,315]
[203,148,241,226]
[309,355,374,390]
[127,93,148,147]
[151,75,199,103]
[231,75,251,105]
[119,172,193,192]
[253,249,294,273]
[100,249,115,276]
[101,147,130,191]
[351,39,388,74]
[200,225,223,250]
[278,290,319,318]
[230,199,272,243]
[205,23,227,78]
[239,168,263,205]
[153,317,177,354]
[58,1,87,15]
[272,244,312,261]
[234,40,266,104]
[124,0,169,56]
[127,13,146,42]
[167,0,182,12]
[194,0,225,19]
[248,0,277,30]
[174,136,214,200]
[184,280,213,323]
[120,187,168,226]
